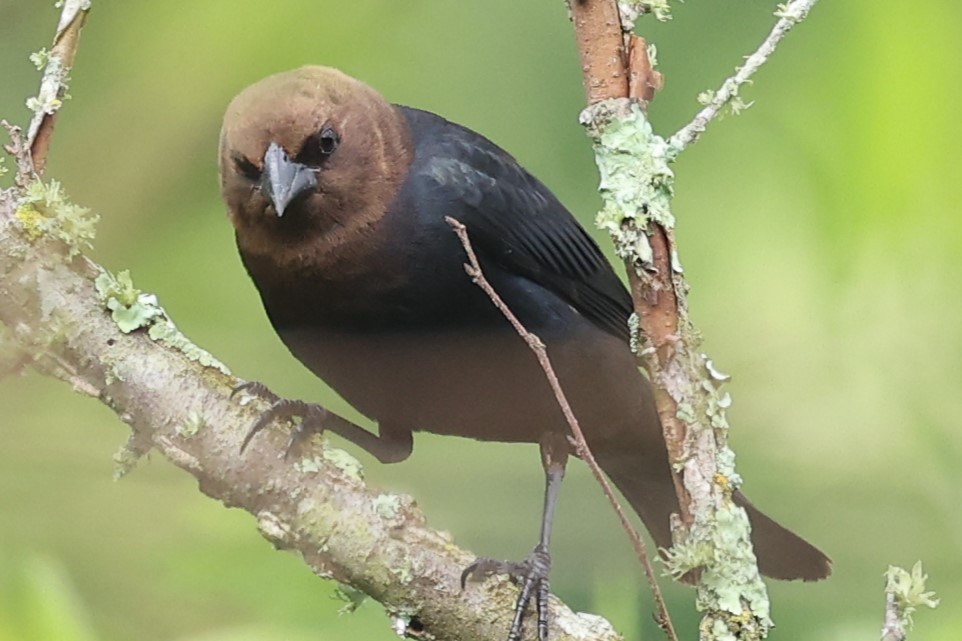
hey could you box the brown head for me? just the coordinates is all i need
[219,66,413,269]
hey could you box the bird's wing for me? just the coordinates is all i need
[402,107,633,342]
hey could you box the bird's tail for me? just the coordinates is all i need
[597,450,832,581]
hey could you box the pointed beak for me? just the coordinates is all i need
[261,142,317,217]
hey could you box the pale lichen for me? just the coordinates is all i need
[885,562,940,629]
[373,494,404,521]
[94,270,163,333]
[176,411,205,438]
[334,583,368,615]
[322,445,364,482]
[295,456,324,474]
[93,269,230,375]
[15,179,97,256]
[580,100,674,271]
[618,0,673,28]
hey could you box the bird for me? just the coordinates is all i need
[219,65,831,641]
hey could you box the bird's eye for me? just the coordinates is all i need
[319,127,340,154]
[296,127,340,166]
[233,154,261,182]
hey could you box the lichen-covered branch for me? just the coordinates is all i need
[667,0,819,155]
[0,195,623,641]
[565,1,822,639]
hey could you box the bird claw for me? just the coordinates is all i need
[232,381,328,458]
[462,545,552,641]
[231,380,278,403]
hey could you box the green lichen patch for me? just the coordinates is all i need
[176,412,205,438]
[618,0,673,26]
[95,270,162,333]
[694,506,772,628]
[146,320,230,374]
[15,179,98,256]
[581,100,675,270]
[322,445,364,482]
[333,583,368,614]
[885,562,940,629]
[295,456,324,474]
[372,494,403,521]
[29,48,51,71]
[94,269,230,374]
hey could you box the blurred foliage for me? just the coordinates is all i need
[1,1,960,640]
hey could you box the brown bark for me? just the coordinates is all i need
[567,0,628,103]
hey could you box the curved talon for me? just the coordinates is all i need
[231,381,328,456]
[460,558,520,590]
[239,401,290,453]
[461,545,552,641]
[231,380,276,401]
[280,403,329,460]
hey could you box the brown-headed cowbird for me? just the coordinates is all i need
[220,66,830,640]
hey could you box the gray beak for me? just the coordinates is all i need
[261,142,317,217]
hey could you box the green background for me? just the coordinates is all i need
[1,1,959,639]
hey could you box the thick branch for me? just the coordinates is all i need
[567,1,814,639]
[0,206,623,641]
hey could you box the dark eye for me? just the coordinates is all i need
[232,154,261,182]
[296,127,340,166]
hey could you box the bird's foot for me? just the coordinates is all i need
[231,381,328,458]
[461,544,552,641]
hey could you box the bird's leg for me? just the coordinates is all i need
[461,432,569,641]
[231,381,413,463]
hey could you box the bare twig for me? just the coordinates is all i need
[446,217,678,641]
[25,0,91,175]
[668,0,819,154]
[2,121,34,188]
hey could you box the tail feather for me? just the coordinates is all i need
[732,491,832,581]
[600,453,831,581]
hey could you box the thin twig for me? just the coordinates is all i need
[26,0,91,175]
[1,121,33,189]
[880,563,939,641]
[446,217,678,641]
[668,0,819,154]
[881,592,906,641]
